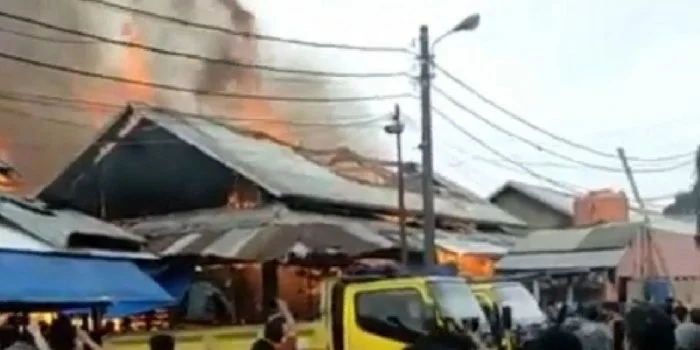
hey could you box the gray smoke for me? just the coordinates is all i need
[0,0,382,192]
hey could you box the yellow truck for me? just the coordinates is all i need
[107,274,494,350]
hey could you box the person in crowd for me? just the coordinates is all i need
[625,302,676,350]
[674,304,690,325]
[560,304,611,350]
[676,307,700,350]
[531,327,582,350]
[149,334,175,350]
[250,299,296,350]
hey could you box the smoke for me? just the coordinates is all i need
[0,0,382,193]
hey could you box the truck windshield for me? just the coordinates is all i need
[428,280,488,330]
[494,283,545,325]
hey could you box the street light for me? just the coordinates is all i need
[384,104,408,265]
[418,13,480,268]
[432,14,481,49]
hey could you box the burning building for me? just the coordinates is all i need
[39,104,523,249]
[37,104,518,322]
[0,0,380,193]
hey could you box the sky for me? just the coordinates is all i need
[245,0,700,209]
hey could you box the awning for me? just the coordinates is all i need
[0,251,174,309]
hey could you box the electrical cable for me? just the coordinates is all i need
[433,85,694,173]
[78,0,412,54]
[0,90,392,127]
[434,63,696,162]
[0,50,413,103]
[431,106,583,193]
[0,26,95,44]
[0,12,409,79]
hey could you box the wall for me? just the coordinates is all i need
[491,190,571,229]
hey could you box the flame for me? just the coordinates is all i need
[0,138,21,192]
[226,10,291,143]
[70,21,154,129]
[120,22,154,103]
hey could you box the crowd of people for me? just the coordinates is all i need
[530,300,700,350]
[3,299,700,350]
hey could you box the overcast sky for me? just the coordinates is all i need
[246,0,699,208]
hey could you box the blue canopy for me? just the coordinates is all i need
[0,250,174,308]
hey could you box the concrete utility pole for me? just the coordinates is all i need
[384,104,408,265]
[418,25,437,268]
[694,146,700,240]
[417,14,480,268]
[618,147,674,300]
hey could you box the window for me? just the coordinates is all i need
[355,288,425,342]
[495,283,546,325]
[428,281,489,332]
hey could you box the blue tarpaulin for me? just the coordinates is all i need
[104,264,193,317]
[0,250,174,309]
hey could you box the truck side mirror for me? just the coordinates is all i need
[502,306,513,330]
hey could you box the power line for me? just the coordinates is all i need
[0,26,94,44]
[0,50,412,103]
[433,85,693,173]
[431,106,582,193]
[434,63,696,163]
[434,111,683,203]
[0,90,392,127]
[0,12,408,79]
[78,0,412,54]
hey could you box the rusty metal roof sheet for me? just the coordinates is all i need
[138,107,524,225]
[122,205,508,260]
[39,105,522,226]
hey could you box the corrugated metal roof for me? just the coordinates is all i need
[0,195,144,248]
[508,214,695,255]
[123,205,508,259]
[509,226,596,253]
[0,224,53,253]
[130,107,523,226]
[497,249,626,271]
[490,181,574,216]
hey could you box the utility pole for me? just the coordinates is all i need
[385,104,408,265]
[694,146,700,241]
[617,148,650,282]
[419,25,436,268]
[618,147,673,300]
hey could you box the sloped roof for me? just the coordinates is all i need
[119,204,507,260]
[42,105,525,226]
[490,180,575,216]
[497,249,626,271]
[0,195,144,246]
[0,194,153,258]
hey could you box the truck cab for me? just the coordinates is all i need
[334,275,489,350]
[106,274,490,350]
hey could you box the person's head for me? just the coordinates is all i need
[47,315,77,350]
[533,328,582,350]
[689,308,700,324]
[149,334,174,350]
[674,305,689,323]
[582,305,601,322]
[263,315,286,344]
[624,303,675,350]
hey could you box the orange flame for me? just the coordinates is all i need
[120,22,154,103]
[226,10,291,143]
[0,138,21,192]
[71,21,154,129]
